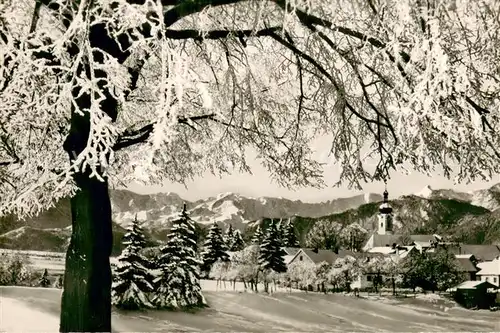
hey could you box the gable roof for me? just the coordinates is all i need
[302,249,338,264]
[368,247,397,254]
[282,247,301,256]
[448,245,500,262]
[455,257,478,273]
[476,259,500,275]
[409,235,436,243]
[370,234,403,247]
[456,280,497,289]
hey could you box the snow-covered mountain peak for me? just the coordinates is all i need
[415,185,433,198]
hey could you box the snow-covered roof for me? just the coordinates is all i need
[456,280,487,289]
[379,202,391,209]
[368,247,395,254]
[414,241,433,247]
[476,259,500,275]
[397,247,417,259]
[455,254,474,259]
[284,255,296,265]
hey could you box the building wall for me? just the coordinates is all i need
[288,250,315,266]
[479,275,500,287]
[350,274,374,290]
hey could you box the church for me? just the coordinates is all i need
[362,188,438,253]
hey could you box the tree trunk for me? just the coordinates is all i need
[59,171,112,332]
[392,278,396,295]
[59,33,118,332]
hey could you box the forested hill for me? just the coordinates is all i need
[247,195,498,247]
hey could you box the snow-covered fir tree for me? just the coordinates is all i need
[230,230,245,251]
[153,205,205,309]
[111,216,154,310]
[259,221,287,273]
[201,222,230,274]
[283,218,300,248]
[251,224,265,245]
[224,224,235,249]
[39,269,50,287]
[275,218,283,240]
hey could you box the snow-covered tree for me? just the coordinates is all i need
[340,223,368,252]
[282,218,300,248]
[363,257,385,293]
[153,205,205,309]
[332,256,360,292]
[259,221,287,274]
[3,0,500,330]
[305,220,343,251]
[209,259,232,289]
[54,275,63,289]
[231,245,261,291]
[287,260,316,291]
[224,224,235,249]
[401,248,464,293]
[230,230,245,252]
[39,269,51,288]
[112,217,153,310]
[383,256,403,295]
[315,261,331,293]
[201,222,230,274]
[275,219,284,244]
[252,225,265,245]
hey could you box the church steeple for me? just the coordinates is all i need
[378,182,393,235]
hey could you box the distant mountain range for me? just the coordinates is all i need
[1,184,500,253]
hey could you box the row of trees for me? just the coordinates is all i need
[112,210,293,310]
[209,220,289,293]
[210,247,465,296]
[304,220,368,252]
[252,218,300,248]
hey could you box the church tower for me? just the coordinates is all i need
[377,187,393,235]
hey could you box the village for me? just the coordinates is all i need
[205,189,500,311]
[3,187,499,314]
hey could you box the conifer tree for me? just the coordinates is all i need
[230,230,245,251]
[276,219,284,244]
[111,216,154,310]
[225,224,235,250]
[39,269,51,288]
[283,218,300,248]
[259,221,287,273]
[153,205,205,309]
[201,222,230,274]
[252,224,265,245]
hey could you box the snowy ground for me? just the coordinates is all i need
[199,279,301,293]
[1,286,499,332]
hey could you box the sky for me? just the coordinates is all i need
[125,135,499,203]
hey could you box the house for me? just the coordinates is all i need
[367,244,418,258]
[454,254,478,281]
[349,252,388,290]
[446,244,500,262]
[282,247,301,265]
[288,248,338,266]
[451,280,498,309]
[287,248,389,290]
[476,257,500,286]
